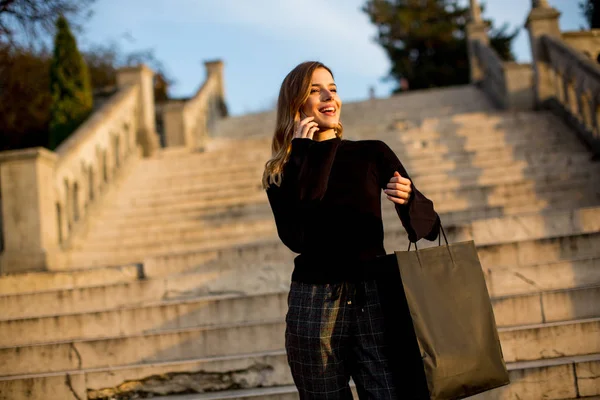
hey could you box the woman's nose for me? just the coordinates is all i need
[322,90,334,101]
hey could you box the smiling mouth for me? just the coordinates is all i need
[319,106,336,116]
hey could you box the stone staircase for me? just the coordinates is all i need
[1,86,599,399]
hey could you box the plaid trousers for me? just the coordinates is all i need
[285,279,398,400]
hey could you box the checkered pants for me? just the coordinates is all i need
[285,280,398,400]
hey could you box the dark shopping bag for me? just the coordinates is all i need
[394,226,510,399]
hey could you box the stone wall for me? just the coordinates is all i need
[0,65,159,273]
[563,30,600,63]
[162,61,227,150]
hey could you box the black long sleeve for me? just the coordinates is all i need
[265,138,340,253]
[265,137,439,283]
[374,141,440,243]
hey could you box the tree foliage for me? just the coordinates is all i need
[580,0,600,29]
[363,0,518,92]
[0,0,94,46]
[0,45,52,150]
[0,2,172,151]
[83,42,173,102]
[48,15,92,149]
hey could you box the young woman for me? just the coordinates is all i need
[262,61,440,399]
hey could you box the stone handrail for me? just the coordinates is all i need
[472,40,506,107]
[541,34,600,153]
[161,61,227,149]
[472,40,535,110]
[0,65,158,273]
[53,84,140,246]
[562,30,600,62]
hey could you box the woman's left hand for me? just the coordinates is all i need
[384,171,413,205]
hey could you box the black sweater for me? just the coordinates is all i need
[266,136,440,283]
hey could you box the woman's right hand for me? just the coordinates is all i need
[293,116,319,140]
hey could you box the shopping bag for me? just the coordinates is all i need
[394,226,510,399]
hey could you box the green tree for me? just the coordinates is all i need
[83,42,173,102]
[580,0,600,29]
[0,45,52,151]
[363,0,518,92]
[48,15,92,149]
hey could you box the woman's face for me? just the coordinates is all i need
[300,68,342,132]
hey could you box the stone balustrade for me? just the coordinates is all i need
[471,40,534,111]
[562,30,600,63]
[0,65,160,273]
[53,84,140,247]
[162,60,227,149]
[467,0,534,111]
[542,34,600,154]
[472,40,506,106]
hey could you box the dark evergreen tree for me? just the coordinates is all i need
[363,0,518,92]
[580,0,600,29]
[0,45,52,151]
[48,15,93,149]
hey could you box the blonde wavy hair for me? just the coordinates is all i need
[262,61,343,189]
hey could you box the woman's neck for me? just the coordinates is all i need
[312,128,337,142]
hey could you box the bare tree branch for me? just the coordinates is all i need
[0,0,94,47]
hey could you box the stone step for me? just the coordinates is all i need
[102,159,599,215]
[1,314,599,378]
[72,206,600,257]
[139,128,582,173]
[72,219,277,252]
[2,281,599,347]
[132,149,594,193]
[138,137,587,171]
[388,118,570,141]
[382,130,583,155]
[84,181,599,240]
[124,137,587,186]
[123,143,592,191]
[1,350,597,400]
[64,232,268,269]
[84,173,600,231]
[7,244,595,302]
[129,162,600,212]
[486,256,600,297]
[80,200,598,253]
[0,263,142,296]
[66,208,600,272]
[116,154,588,201]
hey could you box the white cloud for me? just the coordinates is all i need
[178,0,390,77]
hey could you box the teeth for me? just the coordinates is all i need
[321,107,334,113]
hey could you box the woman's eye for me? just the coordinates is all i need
[310,89,319,93]
[331,89,337,93]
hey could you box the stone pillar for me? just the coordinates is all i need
[526,0,561,107]
[205,60,228,118]
[0,148,59,273]
[162,101,189,148]
[116,65,160,157]
[466,0,490,83]
[205,60,225,101]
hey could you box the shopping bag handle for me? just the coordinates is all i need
[407,222,448,251]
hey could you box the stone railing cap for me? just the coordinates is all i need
[563,30,600,38]
[117,64,154,75]
[0,147,57,164]
[504,62,532,70]
[204,59,224,67]
[527,6,561,24]
[163,100,187,111]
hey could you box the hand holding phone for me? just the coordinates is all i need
[294,111,318,140]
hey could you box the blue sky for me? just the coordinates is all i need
[80,0,581,116]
